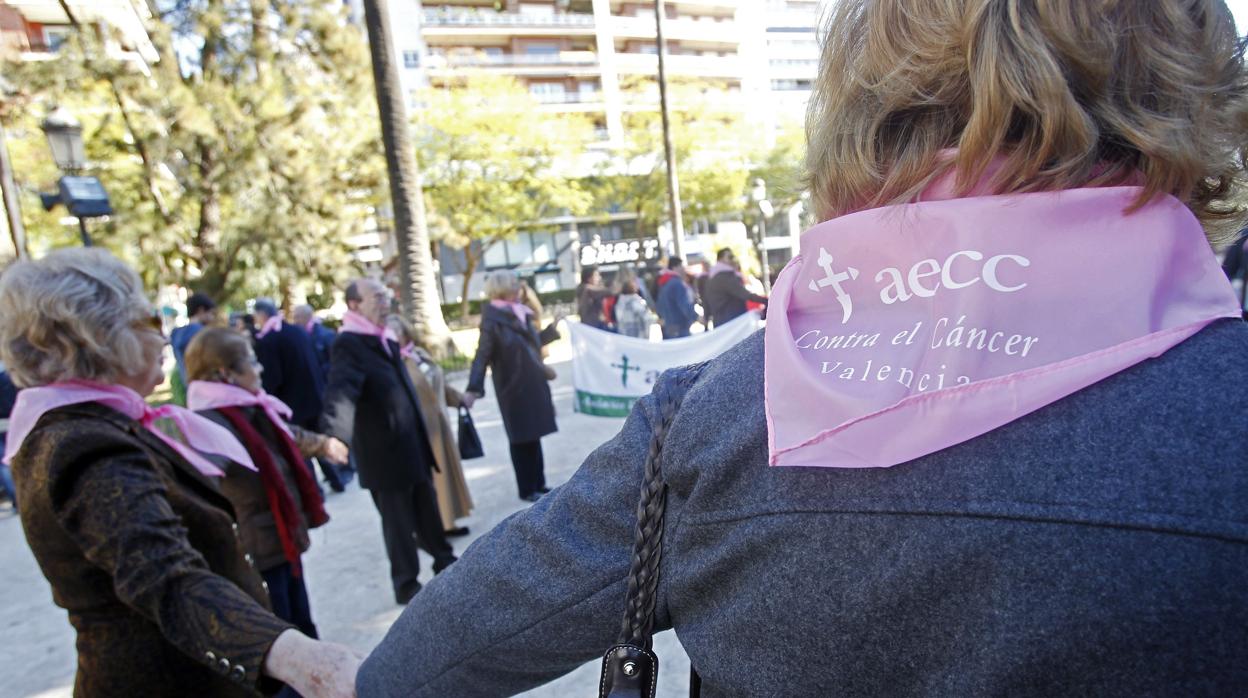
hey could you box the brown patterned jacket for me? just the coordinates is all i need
[11,402,295,697]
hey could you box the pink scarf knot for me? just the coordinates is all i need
[256,313,284,339]
[490,299,534,325]
[340,310,399,356]
[186,381,295,438]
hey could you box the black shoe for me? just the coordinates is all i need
[433,556,457,574]
[536,487,552,494]
[521,492,543,503]
[395,582,421,605]
[444,526,470,538]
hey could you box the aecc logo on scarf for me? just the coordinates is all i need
[807,247,1031,324]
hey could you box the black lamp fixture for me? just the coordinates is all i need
[39,106,110,246]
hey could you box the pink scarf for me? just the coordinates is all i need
[340,310,399,356]
[186,381,296,438]
[765,184,1240,469]
[2,381,256,476]
[490,299,533,325]
[303,318,321,335]
[708,262,740,279]
[256,313,284,339]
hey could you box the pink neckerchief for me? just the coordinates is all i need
[340,310,398,356]
[256,313,284,339]
[2,380,256,476]
[708,262,740,279]
[765,184,1240,468]
[490,299,533,325]
[186,381,295,438]
[303,318,321,335]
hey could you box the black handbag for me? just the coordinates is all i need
[598,367,704,698]
[457,406,484,460]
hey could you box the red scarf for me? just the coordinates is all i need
[216,406,329,575]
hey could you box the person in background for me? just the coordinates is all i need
[322,279,456,605]
[355,1,1248,695]
[186,328,349,646]
[292,304,336,385]
[702,248,767,328]
[656,256,699,339]
[466,271,561,503]
[253,299,343,493]
[171,292,217,384]
[0,362,17,511]
[614,278,655,339]
[575,266,611,330]
[386,315,474,538]
[0,249,359,698]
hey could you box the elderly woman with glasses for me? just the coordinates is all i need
[0,249,359,698]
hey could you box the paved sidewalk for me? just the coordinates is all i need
[0,353,690,697]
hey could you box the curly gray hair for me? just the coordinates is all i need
[0,248,154,387]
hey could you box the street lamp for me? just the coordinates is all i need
[749,178,774,294]
[39,107,110,247]
[41,107,87,172]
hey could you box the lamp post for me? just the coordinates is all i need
[39,107,110,247]
[750,178,774,294]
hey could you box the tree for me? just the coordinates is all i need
[360,0,451,352]
[593,77,753,233]
[414,75,594,318]
[2,0,387,305]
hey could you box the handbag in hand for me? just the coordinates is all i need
[598,366,705,698]
[457,406,485,460]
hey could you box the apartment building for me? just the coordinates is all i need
[0,0,156,66]
[347,0,826,302]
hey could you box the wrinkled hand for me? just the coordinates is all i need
[322,437,349,464]
[265,630,364,698]
[461,392,479,409]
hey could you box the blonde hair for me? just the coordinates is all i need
[0,248,153,387]
[483,270,521,301]
[806,0,1248,239]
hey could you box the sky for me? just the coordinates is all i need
[1230,0,1248,32]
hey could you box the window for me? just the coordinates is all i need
[529,82,567,104]
[523,42,560,56]
[43,27,70,52]
[402,51,420,69]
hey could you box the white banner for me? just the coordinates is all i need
[568,313,760,417]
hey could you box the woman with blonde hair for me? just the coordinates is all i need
[0,249,359,697]
[385,314,474,536]
[465,270,561,503]
[358,2,1248,695]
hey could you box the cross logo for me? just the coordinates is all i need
[807,247,859,324]
[611,355,642,388]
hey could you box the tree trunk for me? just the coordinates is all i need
[360,0,453,356]
[459,248,478,321]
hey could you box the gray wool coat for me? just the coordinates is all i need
[357,321,1248,697]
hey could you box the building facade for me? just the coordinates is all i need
[348,0,827,303]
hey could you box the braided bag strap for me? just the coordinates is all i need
[599,364,706,698]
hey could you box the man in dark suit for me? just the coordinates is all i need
[321,279,456,604]
[252,298,345,492]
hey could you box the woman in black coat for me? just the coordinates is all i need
[466,271,561,502]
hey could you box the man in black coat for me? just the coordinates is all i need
[321,279,455,604]
[702,248,768,328]
[253,298,346,492]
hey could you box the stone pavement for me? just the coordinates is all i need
[0,349,691,697]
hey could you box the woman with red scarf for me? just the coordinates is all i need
[185,328,348,640]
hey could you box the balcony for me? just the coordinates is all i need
[421,8,597,36]
[613,51,744,79]
[425,51,602,77]
[612,15,740,44]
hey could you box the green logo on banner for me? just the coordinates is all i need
[611,354,641,388]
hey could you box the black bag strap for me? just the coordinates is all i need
[599,364,706,698]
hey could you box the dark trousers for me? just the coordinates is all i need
[370,483,456,597]
[261,562,317,639]
[508,440,547,498]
